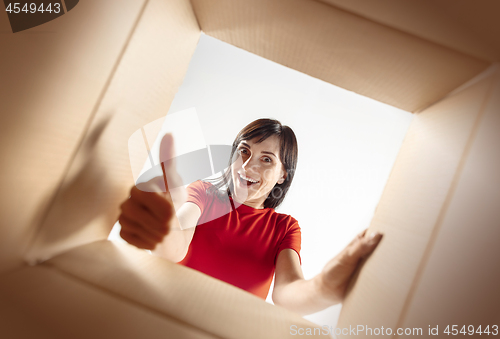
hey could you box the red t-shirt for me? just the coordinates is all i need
[177,180,301,299]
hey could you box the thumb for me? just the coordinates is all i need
[159,133,184,192]
[159,133,176,179]
[159,133,176,166]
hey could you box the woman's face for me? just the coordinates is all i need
[230,135,286,209]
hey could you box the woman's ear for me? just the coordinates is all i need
[277,168,287,185]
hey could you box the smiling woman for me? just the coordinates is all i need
[174,119,301,299]
[207,118,298,210]
[118,118,383,316]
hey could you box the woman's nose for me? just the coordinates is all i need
[242,155,259,171]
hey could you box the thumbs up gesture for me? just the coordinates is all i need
[118,133,187,250]
[158,133,188,210]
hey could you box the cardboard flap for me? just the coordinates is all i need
[401,70,500,329]
[191,0,489,112]
[318,0,500,62]
[20,0,201,266]
[41,240,329,339]
[0,265,218,339]
[0,0,148,274]
[337,68,497,330]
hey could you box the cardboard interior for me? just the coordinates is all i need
[1,0,499,337]
[190,0,489,112]
[401,69,500,330]
[2,241,320,339]
[337,67,500,332]
[318,0,500,62]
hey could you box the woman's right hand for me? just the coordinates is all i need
[118,133,187,250]
[118,182,174,250]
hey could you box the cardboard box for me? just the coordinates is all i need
[1,0,499,337]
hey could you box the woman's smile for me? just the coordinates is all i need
[231,135,286,209]
[237,172,260,187]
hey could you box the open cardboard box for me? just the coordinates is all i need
[1,0,499,338]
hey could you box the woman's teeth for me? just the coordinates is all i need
[239,174,258,185]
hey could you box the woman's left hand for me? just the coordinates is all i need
[318,229,383,303]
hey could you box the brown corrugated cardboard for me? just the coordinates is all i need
[0,0,148,274]
[190,0,488,112]
[336,68,499,335]
[23,0,201,265]
[43,240,328,339]
[318,0,500,62]
[400,69,500,333]
[1,241,329,338]
[0,0,499,337]
[0,265,219,339]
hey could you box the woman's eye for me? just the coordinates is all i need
[238,148,248,155]
[263,157,272,163]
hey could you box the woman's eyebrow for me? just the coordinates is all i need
[261,151,277,158]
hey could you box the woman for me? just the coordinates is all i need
[118,118,383,316]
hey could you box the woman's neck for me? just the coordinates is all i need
[231,195,265,209]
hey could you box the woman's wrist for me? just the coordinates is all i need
[314,269,345,304]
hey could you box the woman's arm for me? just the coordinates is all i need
[272,249,334,315]
[119,133,202,262]
[152,201,201,262]
[272,229,383,316]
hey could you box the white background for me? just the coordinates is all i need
[110,33,413,327]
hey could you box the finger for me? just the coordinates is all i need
[159,133,187,193]
[119,221,157,250]
[120,198,169,236]
[343,231,383,264]
[119,212,162,242]
[359,232,383,257]
[346,228,368,247]
[160,133,176,178]
[160,133,175,163]
[368,231,383,242]
[119,213,164,245]
[130,185,175,223]
[120,229,156,250]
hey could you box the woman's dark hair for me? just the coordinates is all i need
[206,118,298,209]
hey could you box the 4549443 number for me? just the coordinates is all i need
[5,3,61,14]
[444,325,498,336]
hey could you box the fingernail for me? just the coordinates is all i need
[370,232,382,239]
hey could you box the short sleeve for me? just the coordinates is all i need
[275,218,302,265]
[186,180,209,215]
